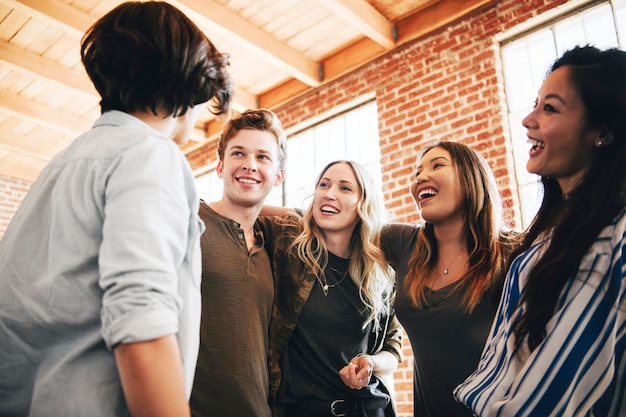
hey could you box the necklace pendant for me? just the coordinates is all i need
[444,268,449,274]
[323,284,329,296]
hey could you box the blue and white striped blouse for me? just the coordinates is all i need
[454,208,626,417]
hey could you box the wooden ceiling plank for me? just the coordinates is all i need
[173,0,322,86]
[23,25,63,55]
[317,0,396,50]
[0,5,28,41]
[231,84,258,110]
[0,142,50,162]
[0,156,43,182]
[0,89,91,135]
[8,0,91,37]
[8,12,44,48]
[0,39,94,92]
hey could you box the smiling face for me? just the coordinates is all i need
[522,66,600,195]
[411,146,465,225]
[312,162,362,239]
[216,129,284,209]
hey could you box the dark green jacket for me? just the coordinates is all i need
[259,216,403,417]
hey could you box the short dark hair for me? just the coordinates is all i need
[81,1,232,117]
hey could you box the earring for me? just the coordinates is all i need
[595,133,614,148]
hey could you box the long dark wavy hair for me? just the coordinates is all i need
[512,45,626,351]
[405,141,517,312]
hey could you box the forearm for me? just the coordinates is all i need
[114,335,190,417]
[368,350,398,376]
[259,205,300,217]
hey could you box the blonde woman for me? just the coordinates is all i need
[260,160,402,417]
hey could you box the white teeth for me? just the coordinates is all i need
[418,188,438,200]
[527,138,545,148]
[321,205,339,214]
[238,178,258,184]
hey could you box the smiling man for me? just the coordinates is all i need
[190,109,287,417]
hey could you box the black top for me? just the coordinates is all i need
[277,251,384,403]
[382,223,501,417]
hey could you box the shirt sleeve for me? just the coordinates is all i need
[380,223,419,266]
[98,137,191,349]
[455,211,626,417]
[382,312,403,363]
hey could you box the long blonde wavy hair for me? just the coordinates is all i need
[290,160,395,330]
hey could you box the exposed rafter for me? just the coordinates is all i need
[10,0,89,36]
[0,39,94,93]
[173,0,323,87]
[0,0,498,183]
[317,0,396,50]
[0,89,91,136]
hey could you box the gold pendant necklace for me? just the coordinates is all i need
[442,250,463,275]
[318,266,349,296]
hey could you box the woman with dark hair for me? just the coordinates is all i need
[382,141,517,417]
[455,45,626,416]
[261,160,402,417]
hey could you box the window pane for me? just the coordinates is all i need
[501,1,620,227]
[555,4,617,52]
[284,130,317,207]
[616,0,626,47]
[284,101,381,208]
[502,30,556,113]
[314,117,348,164]
[196,170,223,204]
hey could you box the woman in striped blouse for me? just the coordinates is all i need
[455,45,626,416]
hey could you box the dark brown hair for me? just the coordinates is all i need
[512,45,626,350]
[81,1,232,116]
[405,141,516,312]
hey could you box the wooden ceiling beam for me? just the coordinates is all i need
[0,155,43,182]
[0,141,50,162]
[397,0,497,44]
[8,0,90,37]
[261,0,497,109]
[5,0,259,112]
[174,0,322,87]
[318,0,396,50]
[0,90,90,136]
[0,39,95,93]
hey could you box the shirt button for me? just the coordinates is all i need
[237,233,244,239]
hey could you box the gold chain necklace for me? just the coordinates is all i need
[317,266,349,296]
[442,250,463,275]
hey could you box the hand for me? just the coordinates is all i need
[338,354,374,390]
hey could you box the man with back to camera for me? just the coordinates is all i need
[0,2,232,416]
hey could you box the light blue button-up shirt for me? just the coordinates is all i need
[0,111,203,416]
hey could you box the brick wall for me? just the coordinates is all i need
[0,0,569,414]
[191,0,567,415]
